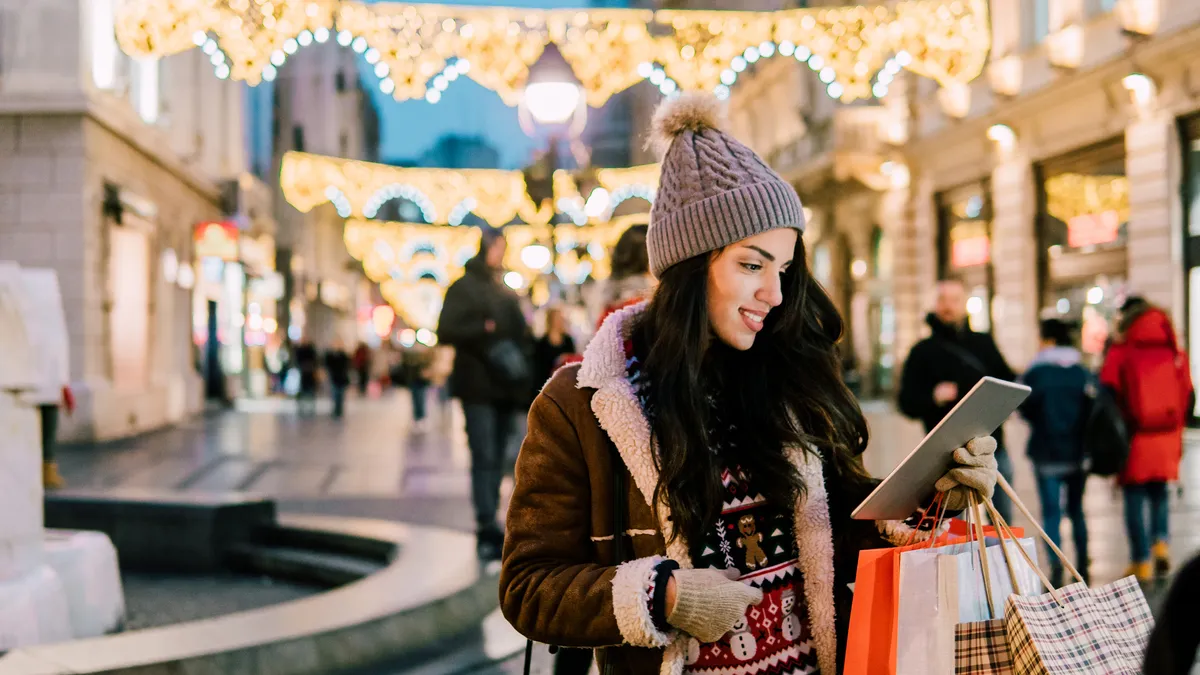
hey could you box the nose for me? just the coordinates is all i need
[758,272,784,308]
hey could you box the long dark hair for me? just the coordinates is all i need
[633,235,870,546]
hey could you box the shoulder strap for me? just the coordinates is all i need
[938,338,989,377]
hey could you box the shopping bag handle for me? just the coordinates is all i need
[968,491,1023,597]
[965,491,996,617]
[995,474,1085,585]
[979,497,1067,607]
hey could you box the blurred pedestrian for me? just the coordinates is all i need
[20,268,73,489]
[293,338,319,416]
[594,223,654,327]
[897,279,1017,522]
[1018,318,1092,586]
[500,93,998,675]
[533,306,576,388]
[324,339,352,419]
[1100,296,1194,581]
[353,342,372,396]
[437,227,533,562]
[403,343,434,432]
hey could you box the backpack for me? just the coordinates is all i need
[1123,347,1188,433]
[1082,382,1130,477]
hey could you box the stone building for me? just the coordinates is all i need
[265,39,380,349]
[725,0,1200,412]
[0,0,262,440]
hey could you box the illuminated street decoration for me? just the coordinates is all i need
[280,151,557,225]
[344,217,643,325]
[116,0,989,104]
[281,151,658,227]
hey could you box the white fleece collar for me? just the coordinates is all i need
[578,303,839,675]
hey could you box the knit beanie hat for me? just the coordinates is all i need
[646,93,806,278]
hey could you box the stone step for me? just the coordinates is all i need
[226,544,385,588]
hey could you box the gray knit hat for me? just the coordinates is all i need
[646,92,805,278]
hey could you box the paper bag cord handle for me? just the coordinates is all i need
[995,474,1085,585]
[967,491,996,617]
[976,495,1023,595]
[980,497,1067,607]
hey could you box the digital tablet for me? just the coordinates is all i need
[851,376,1031,521]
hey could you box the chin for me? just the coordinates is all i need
[718,330,756,351]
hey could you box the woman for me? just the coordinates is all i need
[500,93,998,675]
[596,223,654,327]
[533,306,577,387]
[1100,296,1193,581]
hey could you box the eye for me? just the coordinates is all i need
[740,262,762,272]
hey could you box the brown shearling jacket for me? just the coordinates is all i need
[499,303,931,675]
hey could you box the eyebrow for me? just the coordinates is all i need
[742,244,792,266]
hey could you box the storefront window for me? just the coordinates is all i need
[1182,117,1200,419]
[938,183,993,333]
[1038,140,1128,365]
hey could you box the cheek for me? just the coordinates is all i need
[707,270,738,320]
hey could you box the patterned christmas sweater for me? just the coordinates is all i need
[625,340,819,674]
[625,338,951,675]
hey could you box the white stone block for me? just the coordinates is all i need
[42,530,125,638]
[17,117,84,153]
[0,396,43,580]
[0,563,71,650]
[0,157,53,189]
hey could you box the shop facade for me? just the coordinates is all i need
[894,1,1200,381]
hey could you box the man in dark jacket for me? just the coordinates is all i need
[1018,318,1091,586]
[898,279,1017,521]
[437,227,533,561]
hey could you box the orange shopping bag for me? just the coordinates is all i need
[844,532,957,675]
[845,521,1026,675]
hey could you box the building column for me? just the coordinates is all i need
[893,176,937,363]
[1125,113,1184,325]
[990,155,1040,369]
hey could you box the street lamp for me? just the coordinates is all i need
[522,43,583,126]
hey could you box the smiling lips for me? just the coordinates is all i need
[739,308,767,333]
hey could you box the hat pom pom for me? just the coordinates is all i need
[646,92,726,158]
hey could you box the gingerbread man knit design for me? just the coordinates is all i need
[736,513,768,569]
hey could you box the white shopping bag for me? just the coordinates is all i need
[895,537,1041,675]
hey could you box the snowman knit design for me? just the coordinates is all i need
[682,465,821,675]
[624,338,820,673]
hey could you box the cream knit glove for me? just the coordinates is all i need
[667,568,763,643]
[935,436,999,511]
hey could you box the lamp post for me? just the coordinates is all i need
[521,43,584,127]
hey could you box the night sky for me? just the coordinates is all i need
[363,0,591,168]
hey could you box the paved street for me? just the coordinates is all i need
[55,390,1200,672]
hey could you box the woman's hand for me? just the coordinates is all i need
[666,568,762,643]
[934,436,998,511]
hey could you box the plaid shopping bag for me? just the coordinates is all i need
[954,619,1012,675]
[1004,576,1154,675]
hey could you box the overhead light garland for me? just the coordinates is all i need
[345,217,643,327]
[116,0,989,104]
[281,151,657,227]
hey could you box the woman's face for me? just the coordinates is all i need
[706,228,797,351]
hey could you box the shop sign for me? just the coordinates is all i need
[194,221,239,262]
[239,234,275,274]
[1067,210,1121,248]
[950,221,990,268]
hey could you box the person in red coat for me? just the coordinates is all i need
[1099,297,1194,581]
